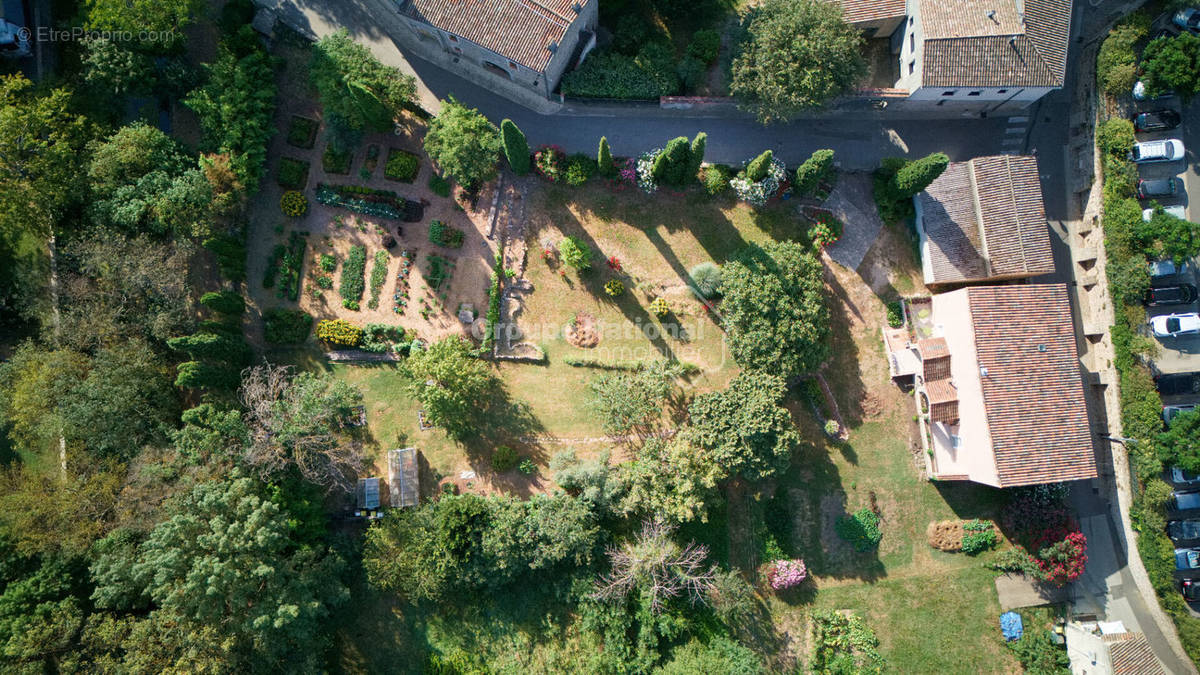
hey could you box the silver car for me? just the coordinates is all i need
[1131,139,1186,163]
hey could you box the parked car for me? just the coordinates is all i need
[1150,259,1191,279]
[1176,547,1200,569]
[1167,404,1199,424]
[1134,80,1174,100]
[1175,491,1200,510]
[0,0,29,58]
[1185,579,1200,602]
[1158,373,1200,396]
[1171,519,1200,541]
[1175,8,1200,34]
[1151,312,1200,337]
[1174,466,1200,484]
[1147,284,1198,306]
[1144,205,1189,221]
[1133,109,1183,132]
[1138,178,1179,199]
[1130,139,1186,163]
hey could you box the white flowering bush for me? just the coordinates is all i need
[635,149,660,194]
[730,157,787,206]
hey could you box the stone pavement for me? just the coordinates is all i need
[995,573,1069,612]
[820,173,883,271]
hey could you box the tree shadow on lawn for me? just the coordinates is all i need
[818,259,871,428]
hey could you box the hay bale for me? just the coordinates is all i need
[926,520,965,552]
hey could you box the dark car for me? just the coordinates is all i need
[1138,177,1179,199]
[1133,109,1183,132]
[1185,579,1200,602]
[1158,373,1200,396]
[1146,284,1199,306]
[1170,519,1200,541]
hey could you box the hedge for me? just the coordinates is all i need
[264,308,313,344]
[560,45,680,100]
[384,149,420,182]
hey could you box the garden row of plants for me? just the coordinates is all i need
[340,244,367,310]
[481,248,505,354]
[314,318,411,353]
[1096,108,1200,662]
[263,232,307,301]
[428,219,464,248]
[314,183,423,221]
[367,250,390,310]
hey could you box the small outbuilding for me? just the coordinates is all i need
[356,477,381,518]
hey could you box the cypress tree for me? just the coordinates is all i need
[689,132,707,180]
[793,148,834,196]
[598,136,614,176]
[745,149,773,183]
[500,119,530,175]
[892,152,949,197]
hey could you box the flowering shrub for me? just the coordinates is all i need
[809,212,843,248]
[635,149,661,194]
[604,280,625,296]
[280,190,308,217]
[316,318,363,347]
[650,297,669,317]
[534,145,566,182]
[730,157,787,207]
[1035,530,1087,586]
[558,236,592,270]
[766,559,807,590]
[824,419,840,436]
[618,157,637,186]
[607,255,622,271]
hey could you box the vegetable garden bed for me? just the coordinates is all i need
[384,148,420,182]
[286,115,318,149]
[315,183,424,221]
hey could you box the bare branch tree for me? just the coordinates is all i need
[593,517,717,614]
[239,364,368,493]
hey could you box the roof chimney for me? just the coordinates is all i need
[986,9,997,21]
[572,1,582,12]
[547,41,558,53]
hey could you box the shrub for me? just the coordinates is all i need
[766,559,807,590]
[565,154,597,187]
[1097,15,1149,96]
[316,318,363,347]
[320,253,337,272]
[808,212,843,247]
[175,361,239,390]
[745,150,773,183]
[688,29,721,64]
[1008,625,1070,673]
[558,236,592,270]
[823,419,840,436]
[676,57,707,91]
[731,156,787,206]
[560,47,679,100]
[893,152,949,197]
[688,262,722,299]
[384,149,420,182]
[500,119,530,175]
[280,190,308,217]
[961,520,997,555]
[428,172,451,197]
[534,145,566,182]
[990,546,1045,578]
[199,290,245,316]
[316,275,333,289]
[1035,531,1087,586]
[1097,118,1135,157]
[650,297,669,317]
[340,244,367,303]
[361,323,406,353]
[793,148,835,197]
[835,507,882,552]
[322,143,353,174]
[264,308,313,344]
[886,300,903,328]
[286,115,318,149]
[518,458,536,475]
[277,157,309,189]
[702,165,732,196]
[604,279,625,296]
[492,445,519,472]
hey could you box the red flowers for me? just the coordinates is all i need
[607,255,622,271]
[1035,530,1088,586]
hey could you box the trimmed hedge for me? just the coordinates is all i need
[560,44,680,100]
[264,308,313,344]
[384,149,420,182]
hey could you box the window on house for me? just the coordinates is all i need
[951,435,962,448]
[997,89,1008,94]
[942,91,956,96]
[908,61,915,75]
[910,33,915,51]
[968,91,982,96]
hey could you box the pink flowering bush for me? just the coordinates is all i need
[1035,530,1087,586]
[766,559,807,590]
[534,145,566,182]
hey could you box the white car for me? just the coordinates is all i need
[1151,312,1200,337]
[1176,8,1200,34]
[1134,80,1174,101]
[1144,205,1189,221]
[1130,139,1186,163]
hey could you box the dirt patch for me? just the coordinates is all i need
[818,494,858,569]
[860,392,885,419]
[564,311,600,348]
[927,520,965,552]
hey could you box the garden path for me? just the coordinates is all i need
[819,173,884,271]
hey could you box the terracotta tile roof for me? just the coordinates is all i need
[919,155,1053,284]
[918,0,1071,88]
[924,355,952,381]
[967,284,1097,487]
[401,0,587,71]
[925,378,957,403]
[838,0,906,24]
[918,337,950,359]
[1103,632,1165,675]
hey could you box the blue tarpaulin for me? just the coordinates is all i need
[1000,612,1024,641]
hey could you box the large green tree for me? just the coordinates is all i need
[1142,32,1200,100]
[685,371,800,482]
[0,535,89,671]
[91,476,348,672]
[588,362,677,434]
[402,337,500,439]
[720,241,829,377]
[310,30,417,134]
[84,0,204,35]
[731,0,866,123]
[621,436,723,523]
[423,97,502,190]
[1159,408,1200,473]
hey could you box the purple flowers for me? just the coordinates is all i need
[766,559,807,590]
